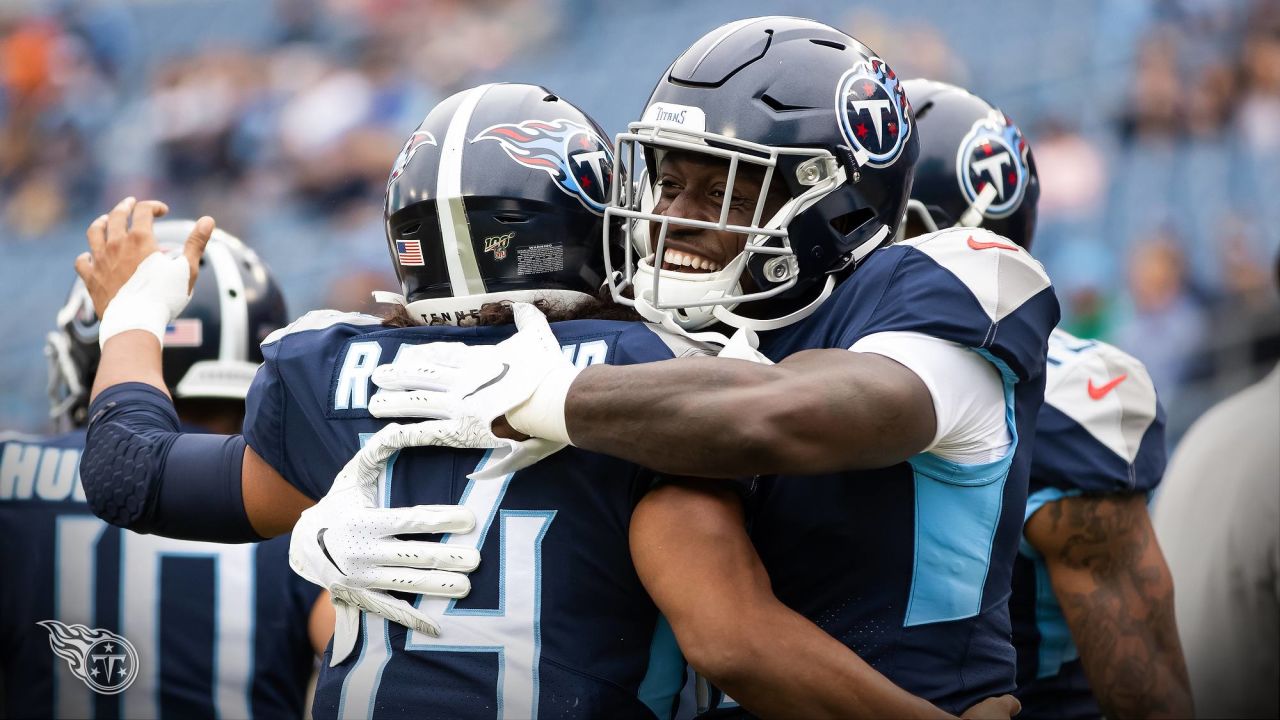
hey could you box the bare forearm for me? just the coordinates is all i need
[1063,587,1192,718]
[90,330,168,403]
[1036,496,1194,718]
[631,483,949,719]
[565,350,934,477]
[710,601,948,719]
[567,357,788,477]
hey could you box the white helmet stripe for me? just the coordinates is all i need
[436,83,494,297]
[203,236,248,363]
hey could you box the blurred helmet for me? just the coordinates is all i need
[604,16,918,331]
[384,82,617,325]
[899,79,1039,248]
[46,220,288,427]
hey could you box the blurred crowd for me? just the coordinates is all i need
[2,0,1278,434]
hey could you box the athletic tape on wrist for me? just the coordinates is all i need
[506,364,580,445]
[98,251,193,349]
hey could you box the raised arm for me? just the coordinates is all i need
[631,480,1020,720]
[76,198,311,539]
[1024,494,1193,718]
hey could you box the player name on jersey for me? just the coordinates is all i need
[0,440,86,503]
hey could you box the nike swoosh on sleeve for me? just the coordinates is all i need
[1086,374,1128,400]
[966,236,1020,252]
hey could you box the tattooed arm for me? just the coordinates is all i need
[1025,493,1194,718]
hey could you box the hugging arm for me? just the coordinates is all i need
[630,480,1019,719]
[568,349,936,478]
[78,199,310,540]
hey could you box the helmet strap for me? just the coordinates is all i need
[711,274,836,332]
[956,182,999,228]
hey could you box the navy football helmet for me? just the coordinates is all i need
[46,220,288,428]
[384,83,616,325]
[604,16,918,331]
[900,79,1039,248]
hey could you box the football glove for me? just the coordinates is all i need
[368,302,579,480]
[290,418,490,666]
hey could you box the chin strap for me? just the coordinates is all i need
[634,297,773,364]
[710,274,837,333]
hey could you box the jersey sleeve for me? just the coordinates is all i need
[242,340,288,483]
[851,331,1011,464]
[1029,333,1167,508]
[845,228,1059,385]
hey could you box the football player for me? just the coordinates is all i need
[901,78,1193,719]
[71,84,1004,719]
[0,222,329,719]
[361,18,1060,716]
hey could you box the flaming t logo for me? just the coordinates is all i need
[38,620,139,695]
[388,130,438,185]
[474,119,614,214]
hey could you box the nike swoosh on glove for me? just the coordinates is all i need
[290,418,489,666]
[367,302,581,480]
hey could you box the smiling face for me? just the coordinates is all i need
[648,151,791,276]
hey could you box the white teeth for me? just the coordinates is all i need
[663,249,721,272]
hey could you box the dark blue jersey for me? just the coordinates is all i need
[1011,329,1167,719]
[0,429,320,720]
[242,312,704,720]
[743,229,1059,714]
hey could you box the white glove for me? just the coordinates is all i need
[290,418,489,666]
[368,302,580,480]
[98,250,193,349]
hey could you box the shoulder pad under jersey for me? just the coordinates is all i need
[897,227,1051,324]
[262,309,383,347]
[1043,328,1162,467]
[1032,328,1166,495]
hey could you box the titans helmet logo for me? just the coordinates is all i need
[956,111,1031,219]
[473,119,614,214]
[836,57,912,168]
[388,129,438,185]
[38,620,139,695]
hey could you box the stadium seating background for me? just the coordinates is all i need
[2,0,1277,438]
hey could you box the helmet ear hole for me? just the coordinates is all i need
[830,208,874,237]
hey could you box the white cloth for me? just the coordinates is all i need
[850,331,1011,464]
[1152,364,1280,719]
[98,250,193,348]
